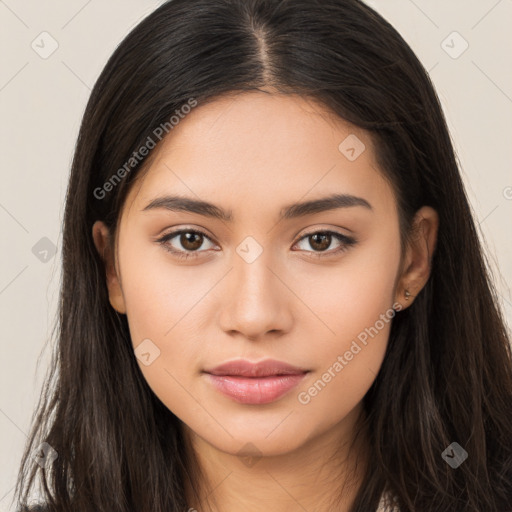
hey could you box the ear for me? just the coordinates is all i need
[395,206,439,309]
[92,220,127,314]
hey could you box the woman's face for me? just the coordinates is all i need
[95,91,407,458]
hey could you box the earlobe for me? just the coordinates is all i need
[395,206,439,308]
[92,220,127,314]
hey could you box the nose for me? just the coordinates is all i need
[217,249,294,341]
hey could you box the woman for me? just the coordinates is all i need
[14,0,512,511]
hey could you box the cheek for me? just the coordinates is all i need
[120,239,211,344]
[118,242,225,413]
[294,318,390,435]
[294,281,396,429]
[292,225,400,346]
[292,228,400,416]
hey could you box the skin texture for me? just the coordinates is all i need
[93,91,438,512]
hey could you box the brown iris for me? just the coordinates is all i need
[180,232,204,251]
[308,232,332,251]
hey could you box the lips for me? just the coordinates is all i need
[203,359,310,405]
[204,358,309,378]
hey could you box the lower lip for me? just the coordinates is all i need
[204,373,308,405]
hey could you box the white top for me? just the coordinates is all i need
[376,492,400,511]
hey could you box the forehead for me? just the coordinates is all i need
[121,91,396,221]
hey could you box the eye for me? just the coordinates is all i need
[156,228,357,260]
[293,230,357,258]
[156,228,217,260]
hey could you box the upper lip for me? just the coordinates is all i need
[204,358,309,377]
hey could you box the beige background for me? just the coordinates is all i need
[1,0,511,509]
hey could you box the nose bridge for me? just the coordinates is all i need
[235,245,275,299]
[217,236,291,338]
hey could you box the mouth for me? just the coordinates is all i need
[202,358,310,405]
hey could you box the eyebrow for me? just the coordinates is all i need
[141,193,372,222]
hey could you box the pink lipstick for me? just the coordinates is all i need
[203,359,309,405]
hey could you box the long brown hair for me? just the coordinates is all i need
[14,0,512,510]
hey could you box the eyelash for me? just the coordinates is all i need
[156,228,357,261]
